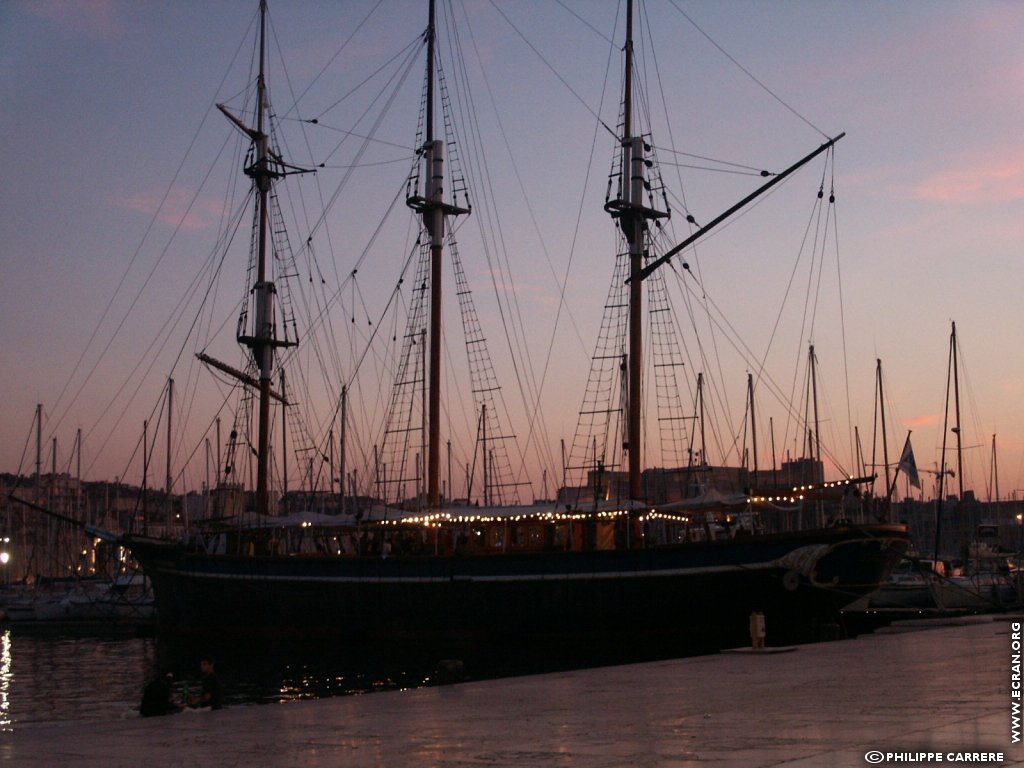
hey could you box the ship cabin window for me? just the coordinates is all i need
[512,524,526,547]
[488,526,505,550]
[668,524,688,544]
[665,523,707,544]
[434,527,454,556]
[595,521,616,550]
[510,524,544,551]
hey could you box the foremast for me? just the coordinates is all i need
[216,0,301,516]
[604,0,668,500]
[406,0,470,511]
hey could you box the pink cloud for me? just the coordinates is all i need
[26,0,127,40]
[905,413,940,428]
[113,187,221,233]
[913,150,1024,204]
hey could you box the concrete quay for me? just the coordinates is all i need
[3,618,1023,767]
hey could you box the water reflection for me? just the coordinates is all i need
[2,631,155,728]
[1,630,11,731]
[0,626,690,729]
[0,630,453,727]
[155,636,443,707]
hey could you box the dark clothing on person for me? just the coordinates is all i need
[140,674,179,717]
[199,670,223,710]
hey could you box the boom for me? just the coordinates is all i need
[630,132,845,283]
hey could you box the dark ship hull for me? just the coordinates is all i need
[125,522,908,652]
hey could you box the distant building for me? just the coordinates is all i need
[557,464,750,507]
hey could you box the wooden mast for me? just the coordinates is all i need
[217,0,299,516]
[252,0,274,517]
[624,0,641,501]
[605,0,668,501]
[406,0,469,511]
[426,0,441,512]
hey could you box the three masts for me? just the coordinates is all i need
[226,0,845,520]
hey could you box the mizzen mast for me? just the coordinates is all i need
[604,0,668,500]
[406,0,470,511]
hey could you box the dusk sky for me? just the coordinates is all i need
[2,0,1023,505]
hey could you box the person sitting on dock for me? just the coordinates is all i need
[188,657,223,710]
[139,672,182,717]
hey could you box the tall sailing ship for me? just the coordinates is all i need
[22,0,908,652]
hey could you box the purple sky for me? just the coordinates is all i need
[2,0,1023,504]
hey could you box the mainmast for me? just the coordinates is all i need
[605,0,668,500]
[406,0,469,511]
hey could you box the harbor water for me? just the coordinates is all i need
[0,629,155,729]
[0,624,681,731]
[1,619,1020,767]
[0,627,452,730]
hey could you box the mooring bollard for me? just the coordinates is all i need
[750,611,766,649]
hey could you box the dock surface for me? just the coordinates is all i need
[3,618,1022,767]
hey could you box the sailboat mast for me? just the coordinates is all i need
[748,373,759,484]
[35,403,42,505]
[624,0,643,500]
[166,377,173,528]
[809,345,821,471]
[252,0,274,517]
[876,359,891,502]
[425,0,436,145]
[75,428,82,523]
[951,321,964,501]
[142,420,149,534]
[216,0,299,516]
[698,373,706,465]
[425,0,442,511]
[991,434,999,504]
[608,0,667,500]
[340,385,347,516]
[280,369,288,497]
[406,0,468,511]
[935,322,956,559]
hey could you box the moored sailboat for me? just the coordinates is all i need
[22,0,908,653]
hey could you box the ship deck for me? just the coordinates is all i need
[3,616,1021,767]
